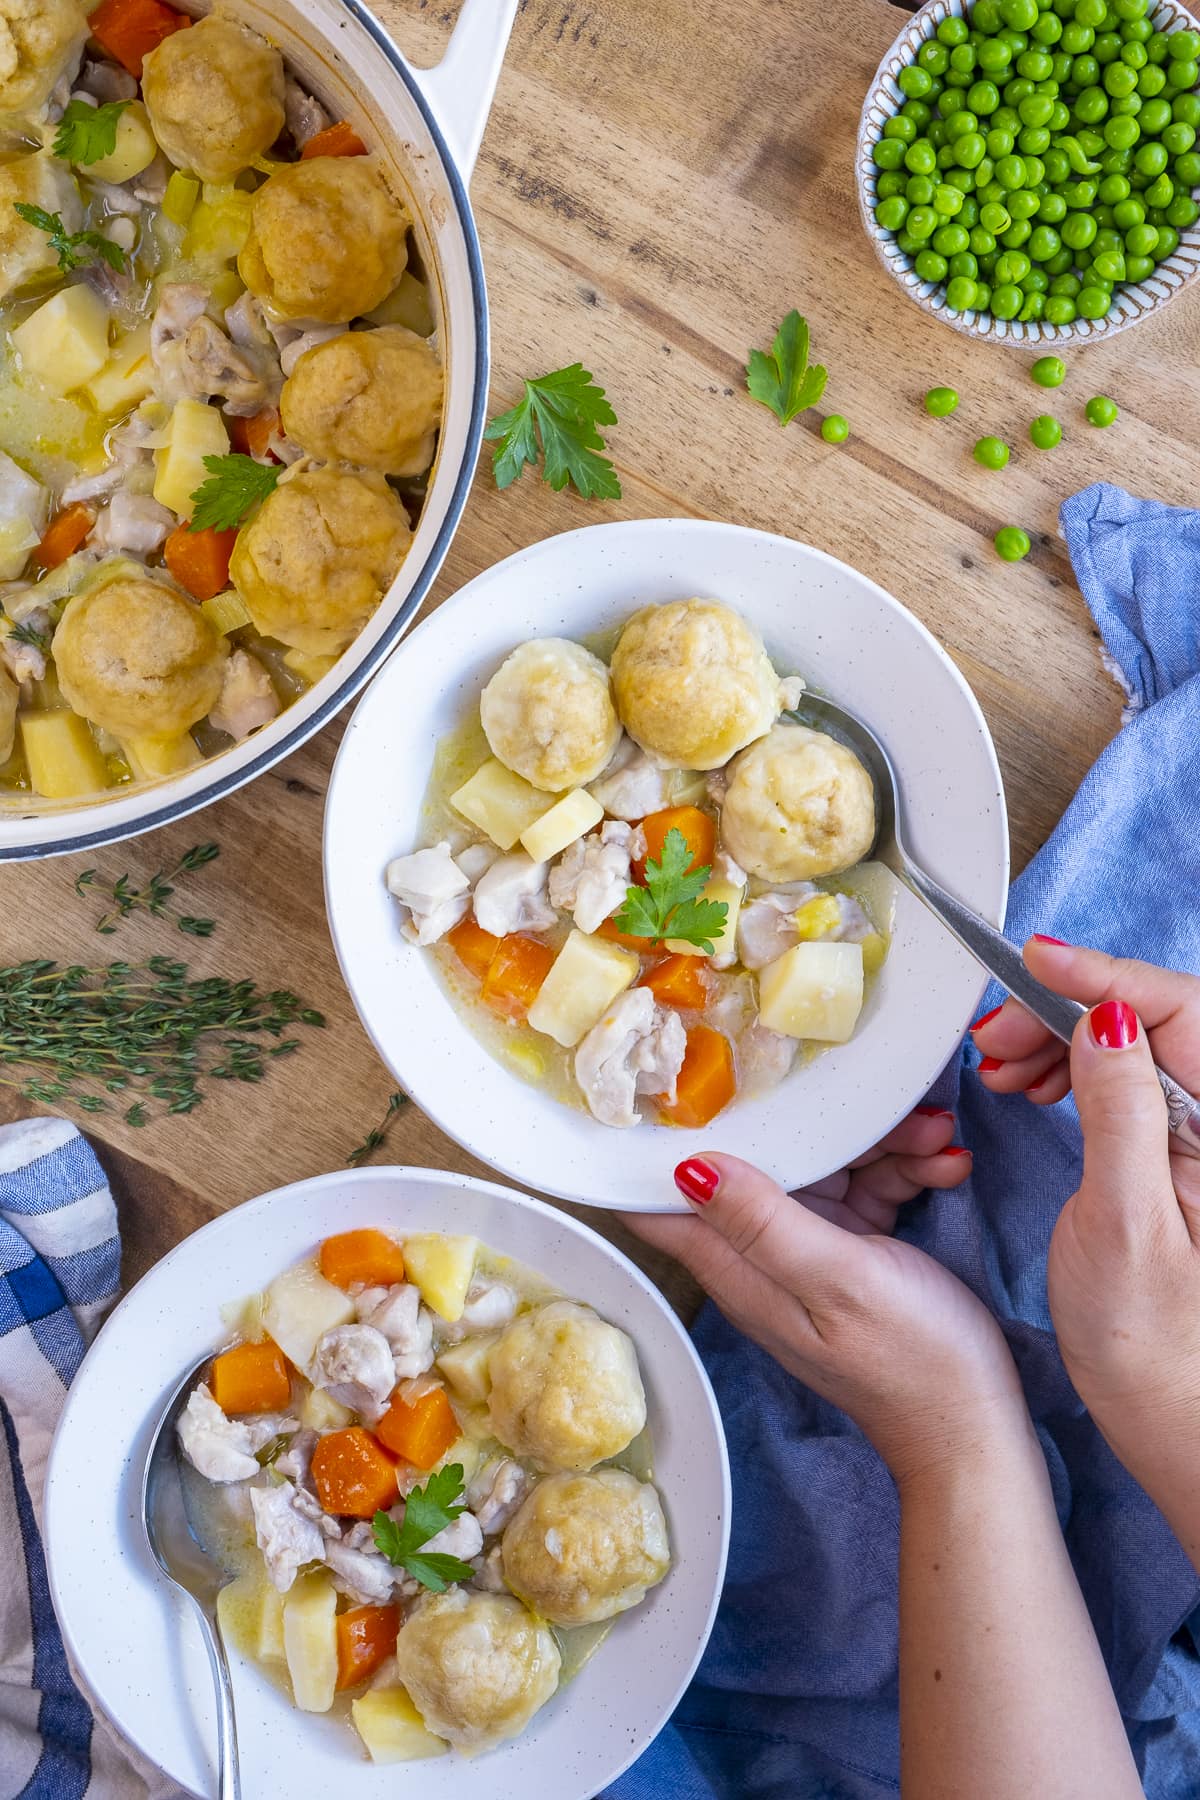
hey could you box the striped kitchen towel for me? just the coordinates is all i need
[0,1117,184,1800]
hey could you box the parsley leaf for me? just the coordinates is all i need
[746,309,828,426]
[613,827,729,954]
[13,203,127,275]
[372,1463,475,1594]
[52,99,130,167]
[484,363,621,500]
[188,455,280,532]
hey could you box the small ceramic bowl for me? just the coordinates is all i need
[857,0,1200,347]
[44,1166,730,1800]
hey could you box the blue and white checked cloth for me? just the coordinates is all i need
[0,1117,182,1800]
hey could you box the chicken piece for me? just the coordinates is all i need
[824,893,874,943]
[472,854,556,938]
[0,450,48,582]
[75,57,137,104]
[778,674,806,711]
[548,820,644,935]
[284,76,330,148]
[176,1383,296,1483]
[455,842,498,884]
[587,737,673,821]
[472,1544,508,1592]
[386,842,471,947]
[422,1511,483,1564]
[574,988,687,1129]
[291,1484,343,1540]
[250,1480,326,1593]
[209,648,280,742]
[87,491,174,558]
[735,886,818,970]
[468,1458,529,1537]
[737,1022,798,1096]
[273,1426,317,1489]
[223,291,274,353]
[324,1537,401,1607]
[357,1283,435,1381]
[89,177,141,218]
[1,622,44,687]
[310,1324,397,1420]
[132,154,170,206]
[152,287,281,416]
[440,1279,517,1344]
[60,417,152,505]
[277,323,348,381]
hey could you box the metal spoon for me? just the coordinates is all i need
[141,1355,242,1800]
[788,694,1200,1144]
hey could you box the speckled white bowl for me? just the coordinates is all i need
[323,519,1010,1212]
[858,0,1200,346]
[44,1166,730,1800]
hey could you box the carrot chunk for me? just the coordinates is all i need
[227,408,281,462]
[479,934,554,1022]
[595,915,666,959]
[301,120,368,160]
[89,0,189,77]
[34,503,94,571]
[657,1024,736,1128]
[446,917,501,982]
[375,1386,459,1470]
[319,1229,406,1290]
[311,1428,399,1518]
[210,1340,291,1414]
[164,522,238,602]
[335,1604,400,1690]
[633,806,716,883]
[642,953,708,1011]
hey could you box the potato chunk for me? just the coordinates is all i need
[13,287,110,396]
[450,759,552,852]
[261,1260,355,1371]
[352,1686,449,1763]
[283,1570,338,1713]
[757,940,865,1043]
[527,929,639,1049]
[519,789,604,864]
[401,1234,477,1324]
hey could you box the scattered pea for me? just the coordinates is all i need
[1086,393,1120,425]
[821,414,851,444]
[1029,414,1063,449]
[1031,354,1067,386]
[925,385,960,416]
[974,435,1011,468]
[994,526,1032,560]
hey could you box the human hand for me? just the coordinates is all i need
[972,939,1200,1531]
[628,1110,1028,1488]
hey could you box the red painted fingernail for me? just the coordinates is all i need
[943,1145,971,1157]
[978,1056,1004,1073]
[1090,1000,1138,1050]
[915,1106,954,1118]
[675,1158,720,1204]
[1033,934,1068,946]
[971,1005,1002,1032]
[1025,1070,1053,1092]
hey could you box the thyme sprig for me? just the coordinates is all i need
[75,843,221,937]
[347,1090,408,1166]
[0,957,325,1126]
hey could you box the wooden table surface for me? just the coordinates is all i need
[2,0,1198,1311]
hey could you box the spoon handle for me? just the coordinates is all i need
[192,1600,241,1800]
[899,860,1200,1147]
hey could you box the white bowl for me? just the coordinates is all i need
[857,0,1200,347]
[44,1166,730,1800]
[323,519,1010,1212]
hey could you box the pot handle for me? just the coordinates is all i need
[414,0,518,182]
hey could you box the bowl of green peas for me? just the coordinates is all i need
[858,0,1200,342]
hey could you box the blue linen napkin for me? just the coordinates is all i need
[606,482,1200,1800]
[0,1117,184,1800]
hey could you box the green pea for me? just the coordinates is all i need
[1091,248,1127,280]
[885,114,919,144]
[1001,0,1039,31]
[821,415,850,445]
[907,204,939,240]
[1113,0,1150,21]
[937,13,969,45]
[980,199,1013,232]
[989,282,1023,317]
[994,526,1032,561]
[1173,93,1200,128]
[1138,96,1173,133]
[946,273,981,309]
[1033,12,1064,45]
[1018,290,1045,320]
[924,386,960,418]
[1062,210,1099,247]
[996,152,1029,187]
[1135,140,1169,175]
[970,78,1003,114]
[906,173,935,203]
[1062,179,1099,208]
[1124,251,1155,278]
[1007,187,1041,219]
[1095,31,1123,65]
[1093,225,1123,253]
[915,247,950,281]
[1049,99,1072,132]
[875,138,906,170]
[994,248,1032,282]
[1166,194,1200,227]
[1049,269,1081,294]
[946,109,982,140]
[1104,60,1139,97]
[878,170,908,200]
[1104,113,1142,147]
[1085,393,1119,424]
[933,222,972,255]
[932,182,963,215]
[1031,354,1067,386]
[1145,172,1175,207]
[1001,217,1033,247]
[1173,150,1200,185]
[876,195,910,232]
[1029,413,1063,448]
[959,194,981,225]
[1042,147,1071,182]
[1155,223,1181,257]
[919,39,951,74]
[1169,28,1200,60]
[974,281,993,311]
[1062,22,1097,55]
[1077,283,1113,316]
[1023,265,1050,293]
[1124,220,1159,254]
[1078,127,1110,159]
[1099,171,1132,201]
[1044,293,1078,322]
[1075,84,1111,122]
[1137,62,1168,95]
[1163,121,1197,155]
[1017,48,1054,80]
[1027,222,1063,259]
[1037,189,1069,222]
[899,64,934,98]
[1112,195,1146,226]
[979,39,1014,74]
[1018,123,1052,154]
[1076,0,1109,27]
[949,249,980,278]
[970,225,999,254]
[1121,41,1148,71]
[951,43,978,75]
[954,131,989,168]
[1147,30,1171,65]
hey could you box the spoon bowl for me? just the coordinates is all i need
[141,1354,242,1800]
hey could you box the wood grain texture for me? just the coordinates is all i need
[1,0,1198,1317]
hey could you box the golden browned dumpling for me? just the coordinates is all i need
[719,722,876,882]
[393,1590,560,1754]
[53,574,227,739]
[0,156,82,300]
[0,0,88,116]
[141,14,285,185]
[238,157,410,324]
[229,466,411,656]
[611,599,781,770]
[280,326,442,477]
[480,639,620,794]
[502,1469,670,1626]
[488,1299,646,1472]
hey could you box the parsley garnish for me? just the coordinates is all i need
[188,455,280,532]
[52,99,130,167]
[746,309,828,427]
[372,1463,476,1594]
[483,363,621,499]
[613,827,729,954]
[13,204,127,275]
